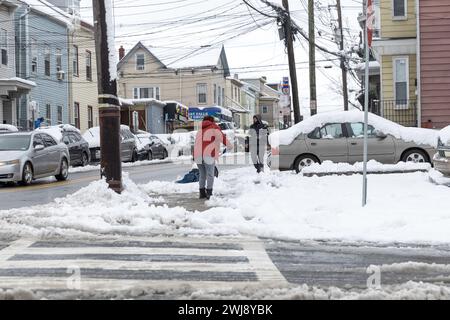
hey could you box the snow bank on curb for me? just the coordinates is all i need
[269,110,439,148]
[302,160,431,175]
[429,169,450,186]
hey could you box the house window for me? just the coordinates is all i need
[262,106,268,114]
[57,106,63,124]
[46,104,51,124]
[73,45,79,76]
[197,83,207,104]
[214,84,217,104]
[393,57,409,108]
[393,0,406,18]
[88,106,93,128]
[31,38,38,74]
[218,86,222,106]
[222,88,225,106]
[86,50,92,81]
[133,87,160,99]
[56,48,62,72]
[74,102,80,129]
[0,29,7,66]
[44,45,51,76]
[136,53,145,71]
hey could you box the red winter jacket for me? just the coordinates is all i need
[194,120,231,160]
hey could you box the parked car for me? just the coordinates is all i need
[134,131,170,161]
[0,132,70,186]
[269,111,437,173]
[37,125,90,167]
[82,125,138,163]
[434,126,450,176]
[0,124,19,134]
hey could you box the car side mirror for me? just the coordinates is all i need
[375,130,387,139]
[34,144,45,151]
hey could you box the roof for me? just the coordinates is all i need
[21,0,74,27]
[117,41,166,70]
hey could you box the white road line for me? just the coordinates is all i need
[242,238,288,285]
[17,247,246,257]
[0,260,255,273]
[0,239,35,262]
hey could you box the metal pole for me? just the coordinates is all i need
[282,0,302,123]
[93,0,123,193]
[336,0,349,111]
[308,0,317,116]
[362,12,370,207]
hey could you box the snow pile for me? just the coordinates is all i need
[440,125,450,145]
[429,169,450,186]
[269,110,439,148]
[0,124,18,133]
[302,160,431,175]
[68,158,173,174]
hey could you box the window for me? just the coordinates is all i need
[57,106,63,124]
[218,86,222,106]
[88,106,93,128]
[133,87,160,99]
[33,134,44,147]
[86,50,92,81]
[31,38,38,74]
[319,123,344,139]
[0,29,7,66]
[349,123,376,138]
[73,45,79,76]
[262,106,268,114]
[214,84,217,104]
[74,102,80,129]
[44,45,51,76]
[136,53,145,71]
[42,134,57,147]
[56,48,62,72]
[197,83,207,104]
[46,104,51,124]
[222,88,225,106]
[394,57,409,108]
[393,0,406,18]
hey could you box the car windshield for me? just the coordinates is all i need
[0,135,31,151]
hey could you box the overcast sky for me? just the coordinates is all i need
[80,0,363,115]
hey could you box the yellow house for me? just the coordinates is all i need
[371,0,419,127]
[69,21,99,133]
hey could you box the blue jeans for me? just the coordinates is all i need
[197,157,216,190]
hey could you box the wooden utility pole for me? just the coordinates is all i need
[93,0,123,193]
[282,0,302,123]
[308,0,317,116]
[336,0,349,111]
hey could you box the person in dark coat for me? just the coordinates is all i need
[249,115,269,173]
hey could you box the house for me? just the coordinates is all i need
[117,42,233,131]
[15,0,73,130]
[360,0,450,129]
[225,75,250,129]
[0,0,35,127]
[240,81,259,130]
[45,0,99,132]
[241,77,283,129]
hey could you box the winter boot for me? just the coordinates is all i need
[199,188,207,199]
[206,189,213,200]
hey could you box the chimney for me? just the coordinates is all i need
[119,46,125,61]
[234,74,239,80]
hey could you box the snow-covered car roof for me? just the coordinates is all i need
[82,125,137,149]
[36,124,81,142]
[0,124,19,133]
[269,110,440,148]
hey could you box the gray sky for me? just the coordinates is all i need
[80,0,363,114]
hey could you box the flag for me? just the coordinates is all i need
[366,0,375,47]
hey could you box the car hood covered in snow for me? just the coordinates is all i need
[440,126,450,146]
[269,110,439,148]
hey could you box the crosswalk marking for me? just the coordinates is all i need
[0,236,288,291]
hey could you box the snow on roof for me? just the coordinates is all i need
[22,0,74,27]
[146,45,223,69]
[0,77,36,87]
[36,124,80,142]
[269,110,439,148]
[440,126,450,145]
[0,124,18,132]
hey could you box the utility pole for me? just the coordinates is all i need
[92,0,123,193]
[336,0,349,111]
[308,0,317,116]
[282,0,302,123]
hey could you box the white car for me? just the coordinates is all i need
[0,124,19,134]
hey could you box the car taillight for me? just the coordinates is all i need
[271,147,279,156]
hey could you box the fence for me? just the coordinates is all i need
[370,100,418,127]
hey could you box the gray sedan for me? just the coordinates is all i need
[271,121,436,173]
[0,132,70,186]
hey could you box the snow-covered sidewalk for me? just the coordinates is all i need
[1,166,450,244]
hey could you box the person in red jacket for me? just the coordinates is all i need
[194,116,232,200]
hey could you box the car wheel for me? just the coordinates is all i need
[81,152,89,167]
[19,162,33,186]
[55,158,69,181]
[402,149,429,164]
[294,155,319,174]
[148,151,153,161]
[131,150,138,163]
[162,149,168,159]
